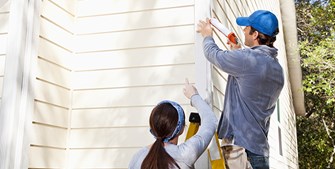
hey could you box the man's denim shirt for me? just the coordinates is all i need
[203,36,284,156]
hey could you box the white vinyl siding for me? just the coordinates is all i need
[267,1,299,169]
[70,1,196,168]
[28,0,197,168]
[0,0,299,168]
[29,0,74,168]
[0,1,10,108]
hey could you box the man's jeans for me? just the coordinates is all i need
[246,150,269,169]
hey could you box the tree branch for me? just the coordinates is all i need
[322,118,335,168]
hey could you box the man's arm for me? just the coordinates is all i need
[197,19,246,76]
[203,36,246,76]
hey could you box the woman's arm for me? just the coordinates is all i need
[180,79,218,165]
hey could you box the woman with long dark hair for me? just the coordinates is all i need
[129,79,218,169]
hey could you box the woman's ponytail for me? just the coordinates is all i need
[141,103,183,169]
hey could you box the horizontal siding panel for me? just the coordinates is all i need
[212,88,225,114]
[212,31,228,50]
[269,156,285,169]
[71,105,195,128]
[214,66,228,79]
[29,146,66,168]
[277,46,288,68]
[0,1,10,12]
[40,17,74,51]
[46,0,76,16]
[72,44,194,71]
[69,148,139,168]
[228,0,244,17]
[36,58,71,88]
[0,34,7,55]
[69,128,154,148]
[212,66,227,112]
[212,0,243,41]
[76,0,194,17]
[34,80,70,108]
[0,55,5,75]
[243,1,256,12]
[212,68,228,93]
[41,0,74,33]
[75,25,194,53]
[72,64,195,89]
[76,6,194,34]
[38,38,73,68]
[237,1,249,17]
[213,107,223,120]
[0,76,3,97]
[72,85,189,109]
[30,123,67,148]
[211,1,235,44]
[224,0,240,24]
[280,91,292,114]
[0,13,9,33]
[33,101,69,128]
[71,107,152,128]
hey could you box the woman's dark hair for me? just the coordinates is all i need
[249,26,279,48]
[141,103,181,169]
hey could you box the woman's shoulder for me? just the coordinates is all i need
[133,146,150,158]
[129,146,150,168]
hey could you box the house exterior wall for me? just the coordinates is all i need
[0,0,299,168]
[69,0,197,168]
[0,0,9,110]
[29,0,75,168]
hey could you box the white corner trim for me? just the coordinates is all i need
[194,0,212,104]
[0,0,40,168]
[194,1,212,169]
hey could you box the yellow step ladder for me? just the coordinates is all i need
[185,112,226,169]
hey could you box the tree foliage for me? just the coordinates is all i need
[296,0,335,168]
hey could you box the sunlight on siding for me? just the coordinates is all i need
[25,0,299,168]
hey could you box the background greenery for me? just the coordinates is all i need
[295,0,335,168]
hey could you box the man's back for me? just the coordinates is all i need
[202,37,284,156]
[237,46,284,110]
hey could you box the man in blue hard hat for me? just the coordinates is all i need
[197,10,284,169]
